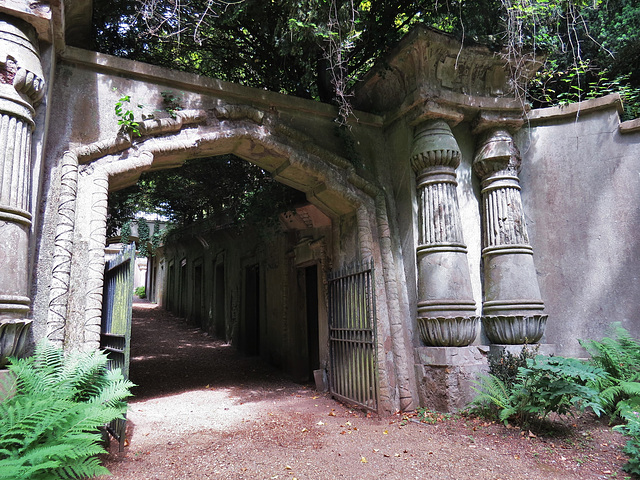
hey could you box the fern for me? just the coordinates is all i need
[581,323,640,383]
[471,354,605,425]
[0,341,134,479]
[470,373,514,422]
[580,324,640,418]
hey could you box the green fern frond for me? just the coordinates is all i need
[0,341,134,479]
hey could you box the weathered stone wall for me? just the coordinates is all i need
[27,43,417,413]
[518,95,640,357]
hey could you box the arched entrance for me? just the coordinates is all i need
[46,104,416,414]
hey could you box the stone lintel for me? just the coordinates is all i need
[489,343,556,359]
[415,345,487,367]
[472,111,525,135]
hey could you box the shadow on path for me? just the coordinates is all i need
[129,302,295,402]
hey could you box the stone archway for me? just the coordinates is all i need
[47,104,417,413]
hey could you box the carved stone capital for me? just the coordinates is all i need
[0,16,45,120]
[473,129,522,180]
[410,120,461,173]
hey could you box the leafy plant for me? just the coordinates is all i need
[161,91,183,118]
[115,95,141,137]
[514,356,605,421]
[120,219,131,245]
[581,323,640,417]
[134,286,146,298]
[488,345,538,390]
[613,400,640,476]
[0,342,134,479]
[137,217,150,258]
[472,355,605,425]
[470,373,515,423]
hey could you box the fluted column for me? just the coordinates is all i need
[473,129,547,344]
[410,120,478,346]
[0,15,45,321]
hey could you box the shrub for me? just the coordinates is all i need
[472,355,605,425]
[0,342,134,479]
[488,345,538,390]
[134,286,146,298]
[581,325,640,473]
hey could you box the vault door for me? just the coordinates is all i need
[243,264,260,355]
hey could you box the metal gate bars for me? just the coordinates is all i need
[328,260,378,412]
[100,243,135,451]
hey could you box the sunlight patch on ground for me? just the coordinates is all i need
[126,388,283,448]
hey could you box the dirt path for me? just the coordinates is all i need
[100,303,629,479]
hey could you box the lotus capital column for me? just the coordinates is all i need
[410,120,478,346]
[473,129,547,344]
[0,15,45,321]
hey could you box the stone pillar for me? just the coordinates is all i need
[473,129,547,344]
[0,15,45,321]
[410,120,478,346]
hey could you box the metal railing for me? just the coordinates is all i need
[101,243,135,451]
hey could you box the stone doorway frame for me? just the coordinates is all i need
[46,105,417,413]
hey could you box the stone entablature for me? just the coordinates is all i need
[353,26,541,127]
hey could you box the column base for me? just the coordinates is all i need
[482,314,547,344]
[417,316,479,347]
[414,346,488,413]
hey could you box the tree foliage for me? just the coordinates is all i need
[93,0,640,115]
[107,154,306,237]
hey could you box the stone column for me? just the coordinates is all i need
[410,120,478,346]
[473,129,547,344]
[0,15,45,321]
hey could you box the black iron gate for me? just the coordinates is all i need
[328,260,378,412]
[100,243,135,451]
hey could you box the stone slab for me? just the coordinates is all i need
[415,345,487,367]
[414,346,489,413]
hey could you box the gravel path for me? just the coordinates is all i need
[100,302,628,479]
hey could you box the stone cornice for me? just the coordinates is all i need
[353,26,541,127]
[525,93,624,125]
[60,47,384,127]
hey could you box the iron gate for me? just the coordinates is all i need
[328,260,378,412]
[100,243,135,451]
